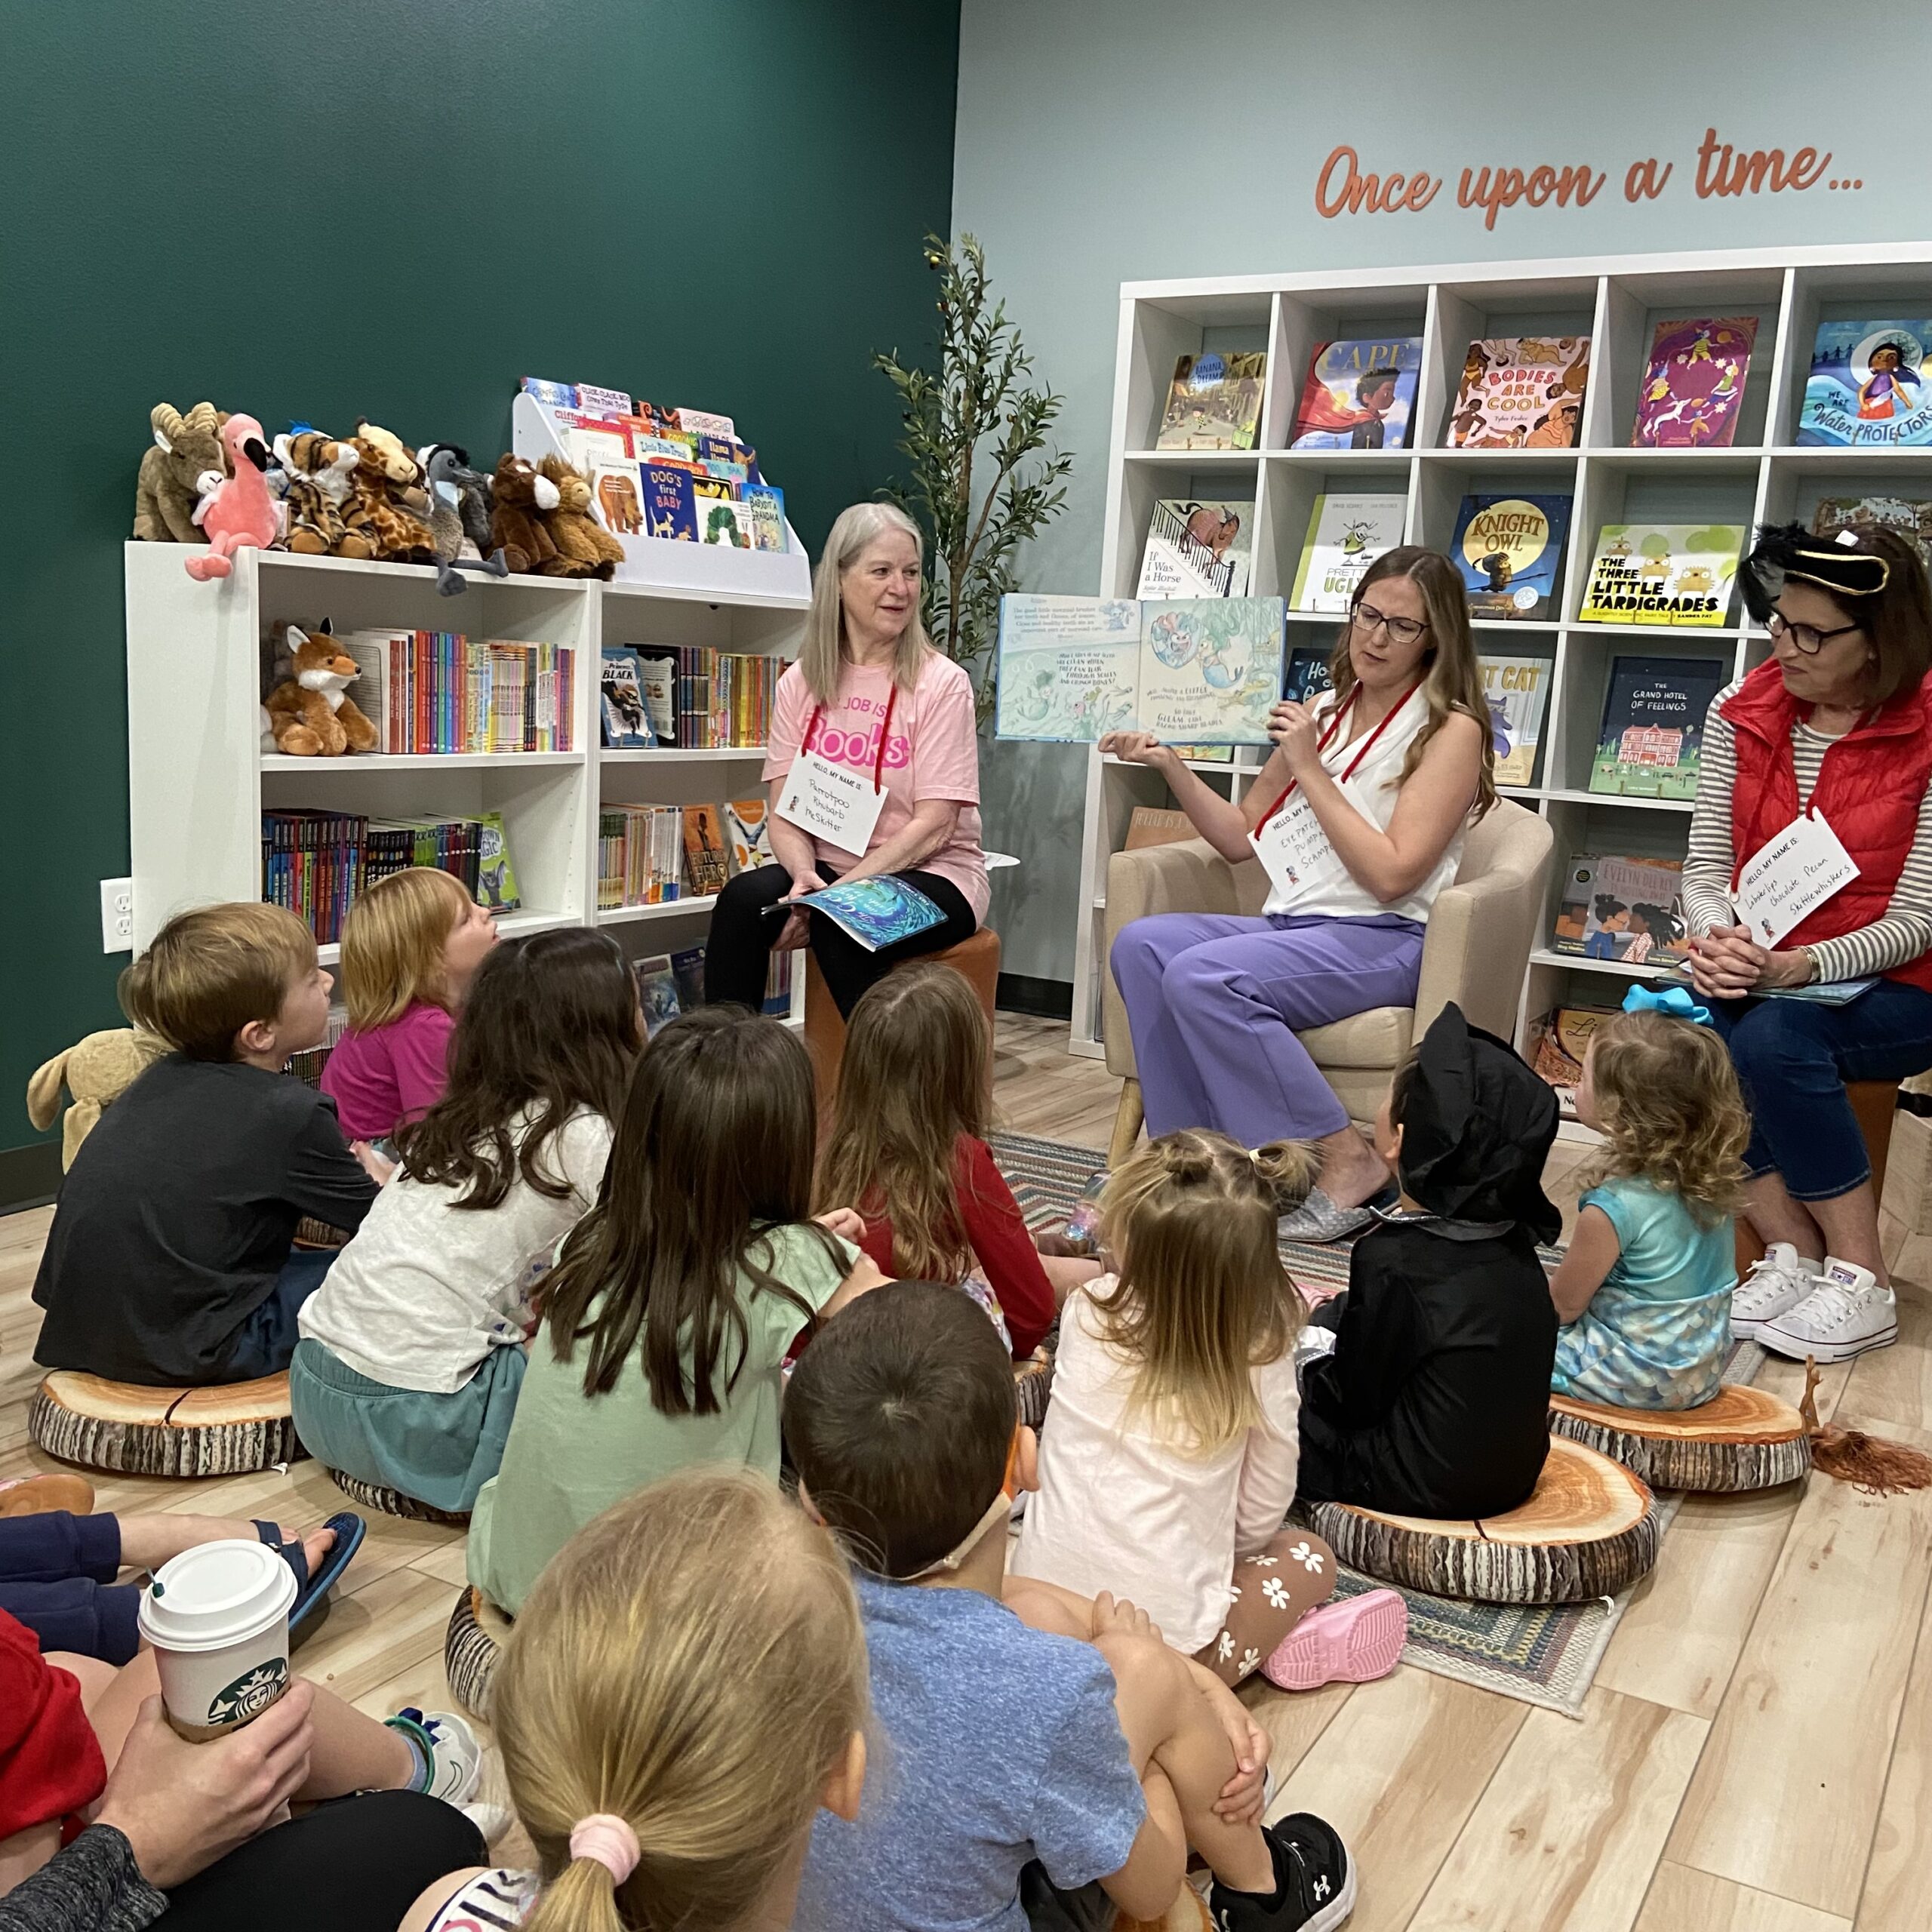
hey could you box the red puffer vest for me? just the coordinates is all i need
[1724,657,1932,991]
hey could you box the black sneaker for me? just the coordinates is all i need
[1209,1813,1355,1932]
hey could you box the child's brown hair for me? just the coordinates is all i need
[1582,1008,1749,1226]
[494,1467,868,1932]
[1092,1130,1315,1456]
[118,902,316,1062]
[337,866,472,1031]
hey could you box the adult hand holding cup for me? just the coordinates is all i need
[138,1539,298,1741]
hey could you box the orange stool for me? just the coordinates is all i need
[1735,1078,1898,1275]
[803,927,1001,1128]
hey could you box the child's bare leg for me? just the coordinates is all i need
[114,1515,336,1579]
[1095,1629,1275,1895]
[1193,1528,1337,1686]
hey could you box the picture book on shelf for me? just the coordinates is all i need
[1812,494,1932,566]
[476,812,520,912]
[1552,854,1689,964]
[1587,654,1727,799]
[1448,337,1590,448]
[1630,317,1758,448]
[669,946,707,1013]
[634,649,679,743]
[1451,494,1572,621]
[600,647,654,749]
[1531,1005,1620,1118]
[1291,338,1422,451]
[994,595,1286,744]
[681,803,731,897]
[765,877,946,953]
[1136,500,1254,598]
[1155,352,1266,451]
[590,463,645,537]
[1284,644,1334,704]
[724,797,775,875]
[1476,654,1552,787]
[635,955,682,1038]
[1577,525,1744,628]
[1797,321,1932,447]
[1288,494,1407,611]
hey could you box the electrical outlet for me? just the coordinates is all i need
[100,877,134,953]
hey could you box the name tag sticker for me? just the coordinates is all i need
[1734,809,1859,948]
[777,751,887,857]
[1248,790,1344,906]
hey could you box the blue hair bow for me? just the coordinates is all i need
[1622,983,1712,1027]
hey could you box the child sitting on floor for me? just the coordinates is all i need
[786,1281,1356,1932]
[321,867,500,1146]
[1013,1131,1405,1693]
[817,964,1099,1361]
[291,930,639,1515]
[466,1007,887,1614]
[1297,1002,1560,1521]
[401,1468,869,1932]
[1546,992,1747,1411]
[32,904,383,1388]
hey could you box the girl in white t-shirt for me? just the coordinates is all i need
[1011,1130,1405,1690]
[289,929,640,1515]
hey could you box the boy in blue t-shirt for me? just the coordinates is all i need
[784,1281,1356,1932]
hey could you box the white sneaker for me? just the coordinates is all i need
[1759,1259,1898,1363]
[1730,1243,1823,1340]
[387,1707,485,1804]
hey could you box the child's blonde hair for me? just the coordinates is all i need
[1092,1130,1316,1456]
[337,866,473,1031]
[817,964,987,1281]
[118,902,315,1062]
[1581,1008,1749,1226]
[494,1467,868,1932]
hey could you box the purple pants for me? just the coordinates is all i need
[1112,912,1426,1145]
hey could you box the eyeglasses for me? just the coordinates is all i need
[1767,610,1863,655]
[1352,601,1428,646]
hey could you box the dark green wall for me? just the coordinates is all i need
[0,0,959,1198]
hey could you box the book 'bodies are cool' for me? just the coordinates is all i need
[1578,525,1744,627]
[1155,352,1266,451]
[1630,318,1758,448]
[1588,654,1727,800]
[1552,854,1690,964]
[994,595,1286,744]
[1135,500,1254,598]
[768,877,948,952]
[1812,494,1932,567]
[1476,654,1552,787]
[1289,495,1407,612]
[1449,337,1590,448]
[1290,339,1423,451]
[1797,321,1932,447]
[1451,494,1573,621]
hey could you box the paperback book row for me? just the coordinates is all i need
[600,645,779,750]
[521,377,788,551]
[1154,313,1932,453]
[599,797,773,909]
[634,943,793,1036]
[320,629,577,755]
[262,809,521,945]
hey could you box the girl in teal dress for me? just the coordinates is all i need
[1546,991,1751,1410]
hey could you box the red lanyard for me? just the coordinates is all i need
[801,685,897,794]
[1256,680,1423,831]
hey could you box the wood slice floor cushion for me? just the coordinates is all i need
[446,1586,512,1721]
[1549,1385,1810,1493]
[29,1371,303,1478]
[1301,1436,1661,1605]
[325,1467,470,1527]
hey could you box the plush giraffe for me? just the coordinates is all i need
[345,422,437,561]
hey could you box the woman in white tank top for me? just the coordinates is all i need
[1105,548,1495,1241]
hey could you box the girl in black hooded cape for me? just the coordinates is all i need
[1297,1002,1560,1520]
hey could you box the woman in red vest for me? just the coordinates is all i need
[1684,525,1932,1366]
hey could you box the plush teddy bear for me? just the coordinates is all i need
[275,430,372,558]
[345,420,438,561]
[260,620,380,755]
[491,454,561,574]
[27,1028,171,1170]
[134,401,229,543]
[537,454,626,579]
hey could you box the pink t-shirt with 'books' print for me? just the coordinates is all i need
[763,654,989,924]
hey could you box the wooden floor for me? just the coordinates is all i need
[5,1011,1931,1931]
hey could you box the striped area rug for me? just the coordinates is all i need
[989,1129,1765,1718]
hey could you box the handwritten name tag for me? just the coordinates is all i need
[1734,809,1859,948]
[1248,790,1345,906]
[777,752,886,857]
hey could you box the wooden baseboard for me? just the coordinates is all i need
[996,974,1074,1020]
[0,1140,60,1216]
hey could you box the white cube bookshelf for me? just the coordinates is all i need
[1072,241,1932,1065]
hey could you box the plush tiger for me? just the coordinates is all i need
[274,430,371,558]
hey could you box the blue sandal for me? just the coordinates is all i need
[254,1512,365,1644]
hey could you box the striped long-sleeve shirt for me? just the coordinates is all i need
[1681,677,1932,983]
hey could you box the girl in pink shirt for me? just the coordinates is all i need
[321,868,499,1143]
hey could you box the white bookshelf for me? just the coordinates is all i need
[1073,242,1932,1060]
[125,543,810,1026]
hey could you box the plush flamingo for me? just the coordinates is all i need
[183,413,278,580]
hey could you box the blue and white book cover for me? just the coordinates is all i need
[1798,320,1932,447]
[780,878,947,953]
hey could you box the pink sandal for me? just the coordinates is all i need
[1261,1588,1407,1691]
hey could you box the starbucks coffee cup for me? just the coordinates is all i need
[138,1539,297,1742]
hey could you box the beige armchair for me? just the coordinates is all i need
[1100,798,1555,1163]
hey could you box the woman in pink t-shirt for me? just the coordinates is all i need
[706,503,988,1015]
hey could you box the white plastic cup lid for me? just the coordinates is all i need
[138,1538,297,1653]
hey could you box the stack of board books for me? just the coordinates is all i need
[331,630,576,754]
[521,378,786,550]
[1549,854,1690,966]
[598,796,774,909]
[1577,525,1745,628]
[262,808,520,943]
[1448,337,1589,448]
[632,942,792,1036]
[600,645,779,750]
